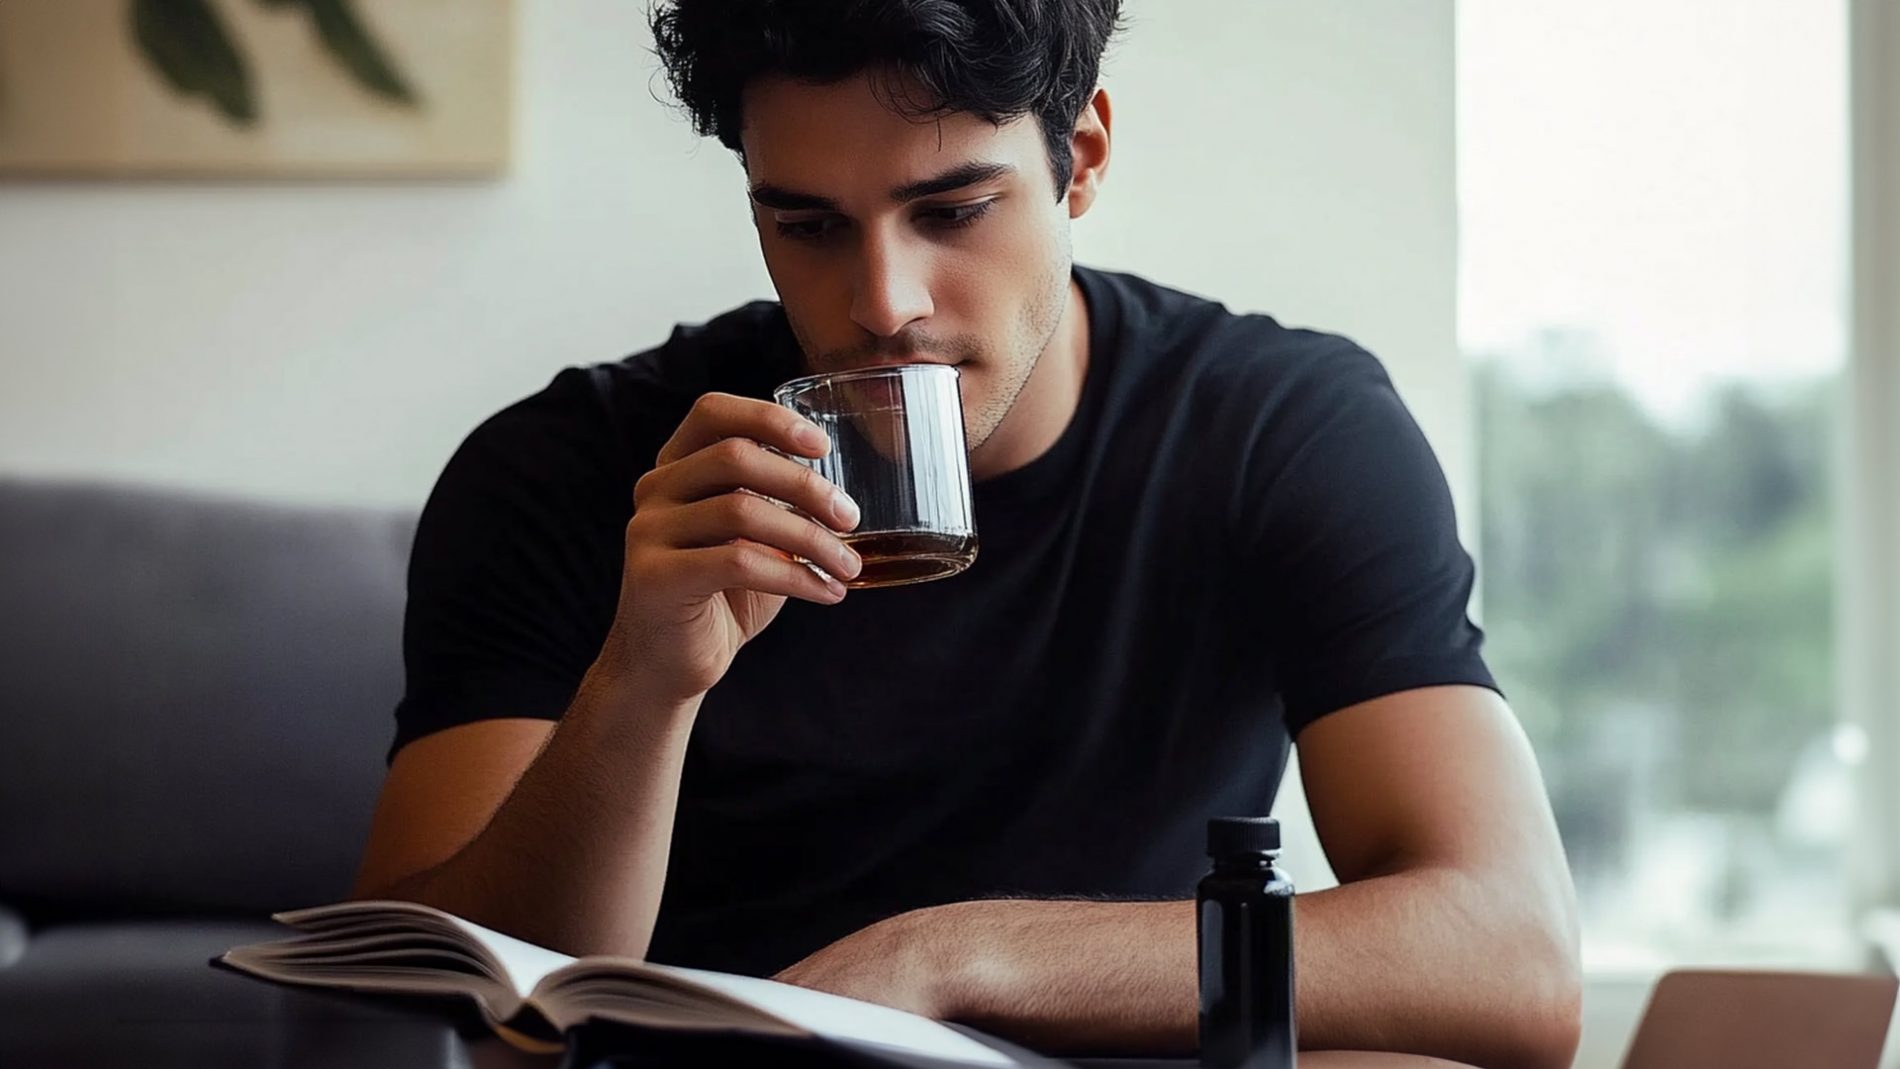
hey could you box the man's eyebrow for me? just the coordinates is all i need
[748,185,839,212]
[888,161,1016,203]
[748,161,1017,213]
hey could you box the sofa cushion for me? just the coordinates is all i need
[0,904,24,969]
[0,478,416,919]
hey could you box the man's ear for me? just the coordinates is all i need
[1065,88,1113,219]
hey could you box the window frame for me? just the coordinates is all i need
[1846,0,1900,938]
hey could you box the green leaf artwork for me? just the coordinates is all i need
[131,0,255,123]
[127,0,418,128]
[297,0,417,105]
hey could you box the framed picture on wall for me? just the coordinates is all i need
[0,0,513,177]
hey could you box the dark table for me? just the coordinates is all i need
[0,984,1473,1069]
[0,920,1470,1069]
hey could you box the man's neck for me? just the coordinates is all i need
[967,279,1091,481]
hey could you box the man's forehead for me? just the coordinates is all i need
[739,72,1034,187]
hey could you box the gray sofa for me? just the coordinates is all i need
[0,476,452,1066]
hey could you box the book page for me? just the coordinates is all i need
[440,913,579,999]
[273,900,576,1000]
[642,964,1017,1067]
[257,902,1019,1066]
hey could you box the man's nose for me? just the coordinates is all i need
[849,232,934,338]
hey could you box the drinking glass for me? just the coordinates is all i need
[772,363,977,588]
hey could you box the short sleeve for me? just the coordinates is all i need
[1239,342,1498,738]
[389,369,637,761]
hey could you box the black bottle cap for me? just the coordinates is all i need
[1207,816,1281,857]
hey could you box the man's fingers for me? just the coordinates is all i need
[626,392,860,613]
[655,392,829,467]
[650,494,863,582]
[637,437,861,532]
[674,543,849,605]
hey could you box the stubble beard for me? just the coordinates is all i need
[779,253,1074,453]
[965,254,1073,452]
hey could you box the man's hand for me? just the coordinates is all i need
[603,392,867,705]
[772,910,950,1019]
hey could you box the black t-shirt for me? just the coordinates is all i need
[394,265,1495,976]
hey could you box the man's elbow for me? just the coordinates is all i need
[348,860,440,906]
[1493,915,1583,1069]
[1449,863,1582,1069]
[1509,958,1582,1069]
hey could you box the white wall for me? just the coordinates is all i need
[0,0,1463,516]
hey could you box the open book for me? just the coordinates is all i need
[217,900,1025,1068]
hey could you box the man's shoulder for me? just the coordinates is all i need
[577,298,794,413]
[434,299,794,507]
[1083,266,1393,419]
[622,298,797,396]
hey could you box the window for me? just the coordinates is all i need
[1459,0,1854,970]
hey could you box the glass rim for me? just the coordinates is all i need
[772,361,961,404]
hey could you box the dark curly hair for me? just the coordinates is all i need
[649,0,1123,198]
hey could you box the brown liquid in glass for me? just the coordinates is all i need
[841,531,978,588]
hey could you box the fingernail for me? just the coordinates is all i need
[826,577,848,600]
[796,421,828,453]
[832,490,861,529]
[836,544,862,579]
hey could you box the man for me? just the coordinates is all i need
[352,3,1582,1066]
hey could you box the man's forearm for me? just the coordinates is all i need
[928,867,1579,1069]
[363,666,701,959]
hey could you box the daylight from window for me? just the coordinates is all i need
[1459,0,1852,970]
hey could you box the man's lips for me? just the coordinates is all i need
[865,354,960,366]
[835,356,966,373]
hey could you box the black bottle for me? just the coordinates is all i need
[1197,816,1296,1069]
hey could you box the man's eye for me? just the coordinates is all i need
[775,216,844,242]
[921,201,997,230]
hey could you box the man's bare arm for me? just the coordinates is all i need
[351,394,864,957]
[780,686,1581,1069]
[351,669,701,958]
